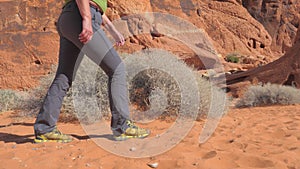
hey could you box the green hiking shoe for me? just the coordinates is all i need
[34,127,73,143]
[114,120,150,141]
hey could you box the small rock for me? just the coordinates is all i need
[147,162,158,168]
[85,163,91,167]
[129,147,136,152]
[149,157,156,160]
[56,145,63,149]
[197,9,202,16]
[228,139,234,143]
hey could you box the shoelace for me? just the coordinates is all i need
[52,128,63,135]
[127,120,139,129]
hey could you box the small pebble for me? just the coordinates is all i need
[56,145,63,149]
[150,157,156,160]
[147,162,158,168]
[129,147,136,152]
[228,139,234,143]
[197,8,202,16]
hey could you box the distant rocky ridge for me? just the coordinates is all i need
[225,22,300,97]
[0,0,299,89]
[242,0,299,54]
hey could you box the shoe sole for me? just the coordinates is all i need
[114,132,150,141]
[34,138,73,143]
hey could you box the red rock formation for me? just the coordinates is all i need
[0,0,299,90]
[0,0,63,89]
[225,26,300,97]
[105,0,277,71]
[242,0,300,55]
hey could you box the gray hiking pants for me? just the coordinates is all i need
[34,1,129,136]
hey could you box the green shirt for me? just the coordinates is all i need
[93,0,107,13]
[65,0,108,13]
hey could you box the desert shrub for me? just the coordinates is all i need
[16,50,228,123]
[0,89,20,112]
[123,49,228,121]
[70,49,228,123]
[13,64,84,123]
[17,66,56,117]
[196,74,228,119]
[70,50,196,123]
[69,58,109,124]
[13,60,107,123]
[236,83,300,108]
[128,68,181,118]
[225,53,240,63]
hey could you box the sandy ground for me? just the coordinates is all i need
[0,105,300,169]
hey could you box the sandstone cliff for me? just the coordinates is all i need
[0,0,299,89]
[225,24,300,97]
[242,0,300,54]
[0,0,63,89]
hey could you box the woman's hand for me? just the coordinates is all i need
[112,30,125,46]
[79,18,93,44]
[102,14,125,46]
[76,0,93,44]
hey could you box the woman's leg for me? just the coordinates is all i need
[34,1,83,138]
[34,37,81,136]
[55,1,131,134]
[86,30,150,139]
[97,43,130,135]
[34,1,129,136]
[34,1,149,141]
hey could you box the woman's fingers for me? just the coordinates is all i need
[115,33,125,46]
[119,36,125,45]
[79,29,93,44]
[79,19,93,44]
[80,31,92,44]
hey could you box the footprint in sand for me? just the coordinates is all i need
[286,123,299,131]
[202,151,217,159]
[236,155,275,168]
[271,129,287,138]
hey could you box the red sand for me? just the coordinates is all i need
[0,105,300,169]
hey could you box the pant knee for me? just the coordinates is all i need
[111,62,127,82]
[49,74,70,96]
[100,49,124,77]
[114,62,125,75]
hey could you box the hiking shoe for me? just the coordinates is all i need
[34,127,73,143]
[114,120,150,141]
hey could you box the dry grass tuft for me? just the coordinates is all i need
[236,83,300,108]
